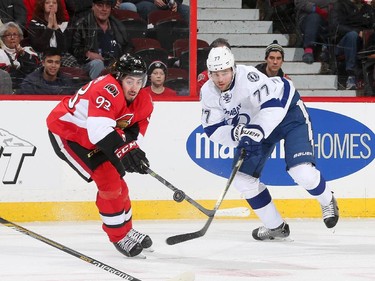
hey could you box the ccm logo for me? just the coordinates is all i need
[115,141,138,159]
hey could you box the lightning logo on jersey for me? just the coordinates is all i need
[247,72,260,82]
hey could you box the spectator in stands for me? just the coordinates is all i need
[255,40,290,79]
[18,47,76,94]
[295,0,330,65]
[64,0,93,27]
[24,0,69,27]
[0,0,27,29]
[197,38,231,95]
[131,0,189,23]
[28,0,77,67]
[143,60,176,97]
[331,0,375,90]
[71,0,131,79]
[0,21,40,90]
[0,69,13,94]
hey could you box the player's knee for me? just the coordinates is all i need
[288,163,320,189]
[98,187,122,200]
[233,172,264,199]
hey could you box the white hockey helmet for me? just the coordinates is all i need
[206,46,235,72]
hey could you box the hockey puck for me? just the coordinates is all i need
[173,190,185,202]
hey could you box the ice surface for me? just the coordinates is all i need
[1,219,374,281]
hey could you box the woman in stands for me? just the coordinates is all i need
[28,0,76,66]
[0,21,39,90]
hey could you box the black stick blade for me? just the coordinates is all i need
[166,231,204,245]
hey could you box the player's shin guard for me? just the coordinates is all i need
[289,165,339,228]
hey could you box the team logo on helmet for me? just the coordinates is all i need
[247,72,259,82]
[104,83,119,97]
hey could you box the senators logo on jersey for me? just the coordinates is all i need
[104,83,120,97]
[116,114,134,129]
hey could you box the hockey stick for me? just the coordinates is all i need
[166,148,246,245]
[0,217,141,280]
[144,165,215,216]
[0,217,196,281]
[144,165,249,218]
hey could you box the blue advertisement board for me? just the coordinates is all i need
[186,107,375,185]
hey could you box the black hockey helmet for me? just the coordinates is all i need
[110,54,147,84]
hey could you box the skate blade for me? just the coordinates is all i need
[127,253,147,259]
[167,271,195,281]
[264,237,294,242]
[143,246,155,252]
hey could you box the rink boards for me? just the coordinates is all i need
[1,97,375,221]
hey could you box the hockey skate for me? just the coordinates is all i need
[127,228,154,252]
[321,193,339,228]
[113,234,143,258]
[252,222,290,241]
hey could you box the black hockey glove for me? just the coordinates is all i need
[115,141,149,174]
[123,124,140,143]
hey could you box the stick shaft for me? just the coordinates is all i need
[166,149,246,245]
[145,167,215,217]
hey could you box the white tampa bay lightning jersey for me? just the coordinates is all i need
[200,64,297,147]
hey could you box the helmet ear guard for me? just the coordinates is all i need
[110,54,148,87]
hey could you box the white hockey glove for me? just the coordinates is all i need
[232,124,264,156]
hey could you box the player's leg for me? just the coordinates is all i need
[233,145,290,241]
[284,101,339,228]
[288,163,339,228]
[92,162,152,257]
[48,131,149,256]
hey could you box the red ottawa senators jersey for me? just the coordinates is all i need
[46,74,153,149]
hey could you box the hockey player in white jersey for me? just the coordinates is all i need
[200,46,339,241]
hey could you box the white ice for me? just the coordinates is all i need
[1,219,375,281]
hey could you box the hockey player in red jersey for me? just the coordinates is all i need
[47,54,153,258]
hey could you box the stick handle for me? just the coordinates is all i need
[0,217,141,281]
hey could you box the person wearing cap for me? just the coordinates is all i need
[71,0,131,79]
[255,40,289,79]
[142,60,177,98]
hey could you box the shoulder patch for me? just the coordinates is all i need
[104,83,120,97]
[247,72,260,82]
[198,73,207,82]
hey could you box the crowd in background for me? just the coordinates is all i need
[244,0,375,95]
[0,0,189,95]
[1,0,375,96]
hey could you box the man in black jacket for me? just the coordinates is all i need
[71,0,131,79]
[255,40,289,79]
[18,47,76,95]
